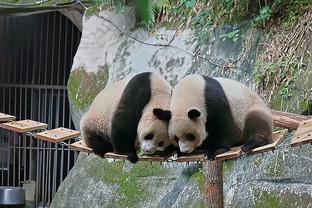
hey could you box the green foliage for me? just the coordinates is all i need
[89,0,170,30]
[190,168,204,191]
[219,29,241,42]
[253,191,282,208]
[254,6,272,28]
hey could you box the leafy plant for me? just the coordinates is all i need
[219,29,240,42]
[254,6,272,28]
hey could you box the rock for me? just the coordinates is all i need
[52,8,312,208]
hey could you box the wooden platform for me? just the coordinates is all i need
[104,152,129,160]
[0,113,16,122]
[69,140,93,153]
[176,150,208,162]
[251,129,288,154]
[0,120,48,133]
[216,129,288,161]
[215,147,241,161]
[34,128,80,143]
[291,119,312,147]
[141,150,176,162]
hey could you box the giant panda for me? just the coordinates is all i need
[80,72,172,163]
[168,74,273,159]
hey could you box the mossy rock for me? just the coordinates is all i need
[67,65,109,110]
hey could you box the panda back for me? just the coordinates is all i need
[84,79,129,135]
[213,77,266,130]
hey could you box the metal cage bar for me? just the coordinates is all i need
[0,11,81,207]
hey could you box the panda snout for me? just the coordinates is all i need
[141,141,157,154]
[179,141,194,153]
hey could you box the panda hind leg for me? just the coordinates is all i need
[241,106,273,153]
[86,132,113,157]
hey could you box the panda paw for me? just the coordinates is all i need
[127,153,139,163]
[241,139,269,153]
[207,147,230,160]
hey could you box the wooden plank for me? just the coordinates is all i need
[141,150,176,162]
[291,119,312,147]
[215,129,288,161]
[176,150,208,162]
[104,152,128,160]
[251,129,288,154]
[69,140,93,153]
[215,147,241,161]
[0,120,48,133]
[271,110,312,130]
[0,113,16,122]
[34,128,80,143]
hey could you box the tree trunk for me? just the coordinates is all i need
[203,160,223,208]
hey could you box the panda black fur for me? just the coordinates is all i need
[80,72,172,163]
[168,74,273,159]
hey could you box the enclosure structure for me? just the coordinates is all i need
[0,9,82,207]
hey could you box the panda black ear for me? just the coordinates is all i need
[188,109,201,120]
[153,108,171,121]
[164,110,171,121]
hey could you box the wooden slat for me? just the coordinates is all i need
[0,113,16,122]
[141,150,176,162]
[291,119,312,147]
[272,110,312,130]
[215,147,241,161]
[215,129,288,161]
[69,140,93,153]
[251,129,288,154]
[34,128,80,143]
[0,120,48,133]
[176,150,208,162]
[104,152,128,160]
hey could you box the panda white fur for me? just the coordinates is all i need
[168,74,273,159]
[80,72,172,163]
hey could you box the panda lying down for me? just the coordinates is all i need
[168,74,273,159]
[80,73,273,163]
[80,72,172,163]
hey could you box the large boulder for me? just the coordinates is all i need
[51,8,312,208]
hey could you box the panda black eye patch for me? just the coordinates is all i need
[144,134,154,140]
[174,136,179,143]
[186,134,196,141]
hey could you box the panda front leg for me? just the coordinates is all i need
[207,147,230,160]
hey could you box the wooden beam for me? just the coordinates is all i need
[271,110,312,130]
[291,119,312,147]
[203,160,223,208]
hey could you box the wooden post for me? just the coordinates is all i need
[203,160,223,208]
